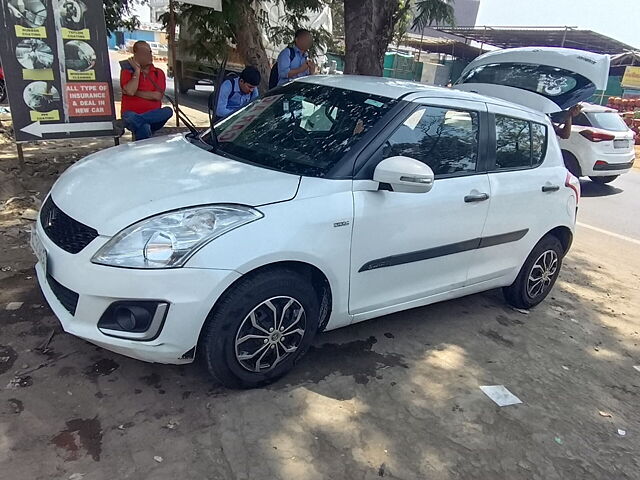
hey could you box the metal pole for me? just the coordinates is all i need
[417,29,425,63]
[16,143,24,168]
[561,26,567,48]
[169,0,179,127]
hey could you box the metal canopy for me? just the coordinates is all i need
[434,26,638,55]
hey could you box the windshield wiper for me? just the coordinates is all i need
[162,92,200,137]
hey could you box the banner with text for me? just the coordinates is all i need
[0,0,116,141]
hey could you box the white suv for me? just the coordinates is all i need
[32,48,601,387]
[557,103,635,184]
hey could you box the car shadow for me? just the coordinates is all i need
[579,179,624,197]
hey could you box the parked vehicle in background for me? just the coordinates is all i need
[171,1,332,94]
[557,103,636,184]
[148,41,168,59]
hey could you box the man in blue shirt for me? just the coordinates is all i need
[276,29,316,86]
[215,66,261,119]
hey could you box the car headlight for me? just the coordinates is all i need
[91,205,262,268]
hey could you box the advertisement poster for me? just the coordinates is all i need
[0,0,115,141]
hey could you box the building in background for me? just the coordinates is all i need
[149,0,169,23]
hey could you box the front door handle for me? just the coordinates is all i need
[541,185,560,192]
[464,193,489,203]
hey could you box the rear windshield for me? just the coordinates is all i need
[586,112,629,132]
[459,63,596,111]
[212,83,397,177]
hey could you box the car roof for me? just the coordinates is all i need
[296,75,546,120]
[579,102,618,114]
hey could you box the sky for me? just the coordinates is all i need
[134,0,640,50]
[476,0,640,49]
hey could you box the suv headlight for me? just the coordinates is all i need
[91,205,262,268]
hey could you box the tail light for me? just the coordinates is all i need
[565,172,580,203]
[579,130,616,142]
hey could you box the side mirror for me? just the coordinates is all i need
[373,156,435,193]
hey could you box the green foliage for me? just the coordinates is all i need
[103,0,146,34]
[171,0,241,63]
[170,0,329,64]
[413,0,455,30]
[392,0,413,47]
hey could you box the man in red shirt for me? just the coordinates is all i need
[120,41,173,140]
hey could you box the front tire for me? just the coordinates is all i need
[589,175,619,184]
[201,269,319,389]
[503,235,564,310]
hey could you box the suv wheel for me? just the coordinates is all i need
[201,269,319,389]
[503,235,564,309]
[589,175,618,184]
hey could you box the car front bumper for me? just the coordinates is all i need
[33,220,241,364]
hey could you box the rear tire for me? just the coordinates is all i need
[503,235,564,310]
[589,175,618,184]
[201,269,319,389]
[562,151,581,177]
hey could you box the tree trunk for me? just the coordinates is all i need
[344,0,398,76]
[235,2,271,93]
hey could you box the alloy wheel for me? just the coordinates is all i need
[234,296,306,373]
[527,249,559,299]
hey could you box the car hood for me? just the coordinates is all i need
[50,134,300,236]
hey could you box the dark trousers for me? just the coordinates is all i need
[122,107,173,141]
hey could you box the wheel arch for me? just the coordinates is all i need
[544,225,573,255]
[561,149,583,177]
[196,260,333,357]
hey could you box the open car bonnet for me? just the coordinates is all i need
[454,47,611,114]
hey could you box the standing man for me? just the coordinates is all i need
[120,40,173,141]
[271,29,316,88]
[215,66,261,120]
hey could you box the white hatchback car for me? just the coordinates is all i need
[557,103,635,184]
[33,48,603,388]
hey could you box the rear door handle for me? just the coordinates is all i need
[541,185,560,192]
[464,193,489,203]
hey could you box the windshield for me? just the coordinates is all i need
[212,83,398,177]
[459,63,596,111]
[587,112,629,132]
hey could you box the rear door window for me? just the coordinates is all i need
[495,115,531,169]
[531,123,547,166]
[572,113,592,127]
[494,115,548,169]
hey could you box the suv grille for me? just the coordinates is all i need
[47,274,79,315]
[40,197,98,254]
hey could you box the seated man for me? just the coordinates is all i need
[215,66,260,120]
[120,40,173,140]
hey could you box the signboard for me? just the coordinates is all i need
[0,0,116,142]
[621,66,640,90]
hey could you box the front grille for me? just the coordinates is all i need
[40,196,98,254]
[47,274,79,315]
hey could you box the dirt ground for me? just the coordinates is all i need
[0,114,639,479]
